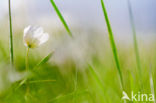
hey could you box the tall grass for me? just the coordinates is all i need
[1,0,154,103]
[8,0,14,65]
[49,1,81,101]
[49,1,107,102]
[100,0,123,89]
[127,0,142,89]
[50,0,72,37]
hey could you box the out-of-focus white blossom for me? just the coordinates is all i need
[23,25,49,48]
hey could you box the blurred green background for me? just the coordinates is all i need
[0,0,156,103]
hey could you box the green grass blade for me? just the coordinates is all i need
[88,64,106,92]
[127,0,143,90]
[15,78,27,90]
[34,51,54,69]
[127,0,141,79]
[29,79,56,84]
[49,90,90,103]
[88,64,109,102]
[16,79,55,90]
[100,0,123,88]
[50,0,72,37]
[8,0,14,65]
[127,0,141,75]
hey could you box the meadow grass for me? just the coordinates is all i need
[49,1,111,102]
[0,27,155,103]
[0,0,155,103]
[49,1,86,102]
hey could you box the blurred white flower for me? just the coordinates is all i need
[23,25,49,48]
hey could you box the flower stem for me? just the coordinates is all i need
[25,47,30,101]
[8,0,14,65]
[26,47,29,72]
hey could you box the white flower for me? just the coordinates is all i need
[23,25,49,48]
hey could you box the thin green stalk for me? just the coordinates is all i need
[88,64,106,93]
[73,66,78,103]
[8,0,14,65]
[49,90,90,103]
[88,64,109,102]
[50,0,72,37]
[29,80,56,84]
[25,47,30,101]
[127,0,142,89]
[74,67,78,91]
[100,0,123,89]
[26,48,29,76]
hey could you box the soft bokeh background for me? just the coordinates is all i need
[0,0,156,103]
[1,0,156,36]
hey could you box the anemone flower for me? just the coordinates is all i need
[23,25,49,48]
[23,25,49,99]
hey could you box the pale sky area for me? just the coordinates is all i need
[0,0,156,37]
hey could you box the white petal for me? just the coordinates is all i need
[24,25,31,37]
[23,25,49,48]
[32,27,43,37]
[34,27,43,35]
[38,33,49,45]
